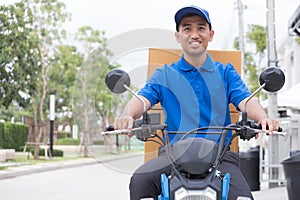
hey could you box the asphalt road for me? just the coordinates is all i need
[0,154,144,200]
[0,153,289,200]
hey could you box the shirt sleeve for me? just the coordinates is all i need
[137,68,163,107]
[225,63,251,110]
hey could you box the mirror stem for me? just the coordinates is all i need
[123,84,148,124]
[242,83,266,122]
[123,84,147,112]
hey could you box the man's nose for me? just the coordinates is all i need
[191,29,200,38]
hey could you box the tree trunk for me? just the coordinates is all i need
[32,100,39,160]
[82,73,90,157]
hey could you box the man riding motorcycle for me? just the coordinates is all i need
[113,5,280,200]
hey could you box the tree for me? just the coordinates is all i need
[48,45,84,130]
[246,24,267,66]
[26,0,71,158]
[72,26,119,156]
[1,0,122,158]
[296,37,300,45]
[234,24,267,99]
[0,1,40,109]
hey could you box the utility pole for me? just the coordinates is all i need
[266,0,279,188]
[237,0,246,78]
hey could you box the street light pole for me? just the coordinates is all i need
[49,93,55,158]
[266,0,279,188]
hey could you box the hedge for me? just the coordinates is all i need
[0,123,4,149]
[0,122,28,151]
[55,138,80,145]
[29,148,64,157]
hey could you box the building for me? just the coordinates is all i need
[276,4,300,115]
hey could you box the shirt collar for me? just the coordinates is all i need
[178,53,216,72]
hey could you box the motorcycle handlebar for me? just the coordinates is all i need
[103,120,282,141]
[103,123,167,137]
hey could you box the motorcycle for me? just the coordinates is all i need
[103,67,285,200]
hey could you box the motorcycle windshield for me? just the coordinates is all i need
[171,138,219,175]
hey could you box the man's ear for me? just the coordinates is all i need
[208,30,214,42]
[175,31,180,43]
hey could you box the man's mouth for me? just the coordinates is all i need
[190,41,201,47]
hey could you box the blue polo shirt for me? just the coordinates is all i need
[138,53,251,144]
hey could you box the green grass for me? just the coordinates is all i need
[4,154,81,166]
[0,147,144,171]
[0,155,82,171]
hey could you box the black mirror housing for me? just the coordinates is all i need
[105,69,131,94]
[259,67,285,92]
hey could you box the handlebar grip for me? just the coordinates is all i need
[106,125,115,131]
[251,123,282,132]
[105,119,143,132]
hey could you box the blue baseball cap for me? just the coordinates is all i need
[175,5,211,31]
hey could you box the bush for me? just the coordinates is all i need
[55,138,80,145]
[52,149,64,157]
[0,122,28,150]
[57,132,72,139]
[30,148,64,157]
[93,140,105,145]
[0,123,4,149]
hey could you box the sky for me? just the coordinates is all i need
[2,0,298,48]
[59,0,299,85]
[59,0,299,49]
[1,0,299,85]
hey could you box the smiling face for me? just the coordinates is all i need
[175,15,214,63]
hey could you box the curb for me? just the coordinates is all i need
[0,152,142,180]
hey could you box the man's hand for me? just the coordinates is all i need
[114,116,135,130]
[258,117,280,134]
[113,116,135,137]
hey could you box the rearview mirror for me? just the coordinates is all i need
[105,68,148,119]
[105,69,130,94]
[259,67,285,92]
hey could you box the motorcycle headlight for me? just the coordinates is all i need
[174,186,217,200]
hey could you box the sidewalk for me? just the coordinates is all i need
[0,152,140,180]
[252,182,288,199]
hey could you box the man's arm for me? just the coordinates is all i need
[114,95,151,130]
[238,97,280,133]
